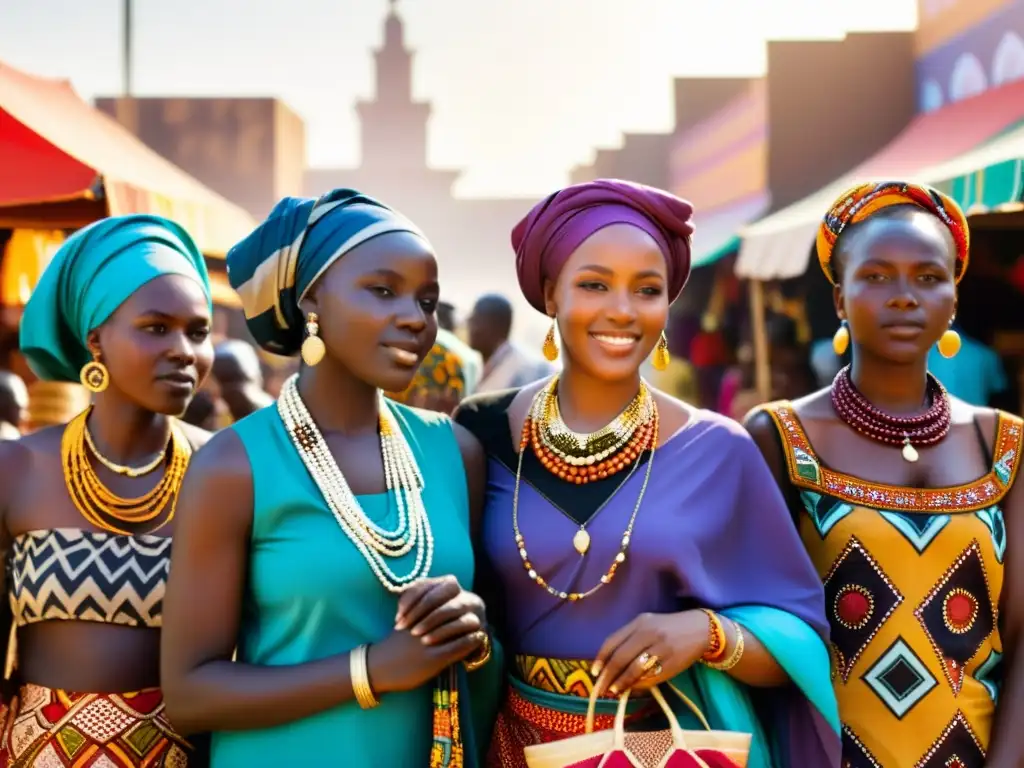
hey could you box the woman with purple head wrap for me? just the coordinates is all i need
[455,179,840,766]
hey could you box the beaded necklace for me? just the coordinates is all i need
[512,378,659,601]
[277,374,433,593]
[830,365,951,462]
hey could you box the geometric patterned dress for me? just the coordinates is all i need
[762,403,1023,768]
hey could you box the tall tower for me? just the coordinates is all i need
[355,0,434,174]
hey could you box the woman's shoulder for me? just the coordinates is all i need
[650,388,749,446]
[453,388,519,434]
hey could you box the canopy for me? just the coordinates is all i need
[736,79,1024,280]
[0,61,255,255]
[928,121,1024,213]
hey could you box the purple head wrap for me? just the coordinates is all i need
[512,179,695,313]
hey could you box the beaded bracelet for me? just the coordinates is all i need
[702,618,745,672]
[351,644,380,709]
[700,609,728,663]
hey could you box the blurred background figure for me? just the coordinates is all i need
[0,369,27,439]
[211,339,273,421]
[927,322,1010,408]
[468,293,554,393]
[385,326,479,414]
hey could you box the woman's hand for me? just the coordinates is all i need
[592,610,710,697]
[367,576,487,695]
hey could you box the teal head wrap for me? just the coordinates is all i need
[227,188,427,356]
[19,215,212,383]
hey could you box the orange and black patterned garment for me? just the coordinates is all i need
[759,402,1023,767]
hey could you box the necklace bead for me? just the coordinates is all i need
[830,366,951,460]
[277,375,433,593]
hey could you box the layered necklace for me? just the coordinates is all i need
[62,408,191,535]
[513,377,658,602]
[830,365,951,463]
[277,374,433,593]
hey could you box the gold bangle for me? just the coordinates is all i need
[701,619,745,671]
[350,644,380,709]
[463,630,492,673]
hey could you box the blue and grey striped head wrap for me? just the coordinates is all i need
[226,188,428,356]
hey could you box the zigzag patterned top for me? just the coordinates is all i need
[7,528,170,628]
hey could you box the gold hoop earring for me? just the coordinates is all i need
[301,312,326,367]
[832,320,850,356]
[652,331,670,372]
[79,352,109,393]
[938,325,961,359]
[542,320,559,362]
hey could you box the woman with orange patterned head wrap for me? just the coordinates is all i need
[745,181,1024,768]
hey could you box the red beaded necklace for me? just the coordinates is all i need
[830,365,951,462]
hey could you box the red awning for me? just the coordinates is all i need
[0,61,254,255]
[736,79,1024,280]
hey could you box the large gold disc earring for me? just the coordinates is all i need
[80,353,109,393]
[652,331,670,371]
[301,312,326,367]
[832,321,850,356]
[938,326,961,359]
[542,320,559,362]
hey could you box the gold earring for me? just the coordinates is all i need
[832,321,850,356]
[542,320,559,362]
[652,331,670,371]
[938,325,961,359]
[79,352,109,393]
[301,312,326,366]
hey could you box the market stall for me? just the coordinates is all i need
[733,79,1024,403]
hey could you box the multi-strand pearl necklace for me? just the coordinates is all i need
[277,374,433,593]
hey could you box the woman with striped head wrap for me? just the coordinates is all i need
[160,189,497,767]
[0,214,214,766]
[747,181,1024,767]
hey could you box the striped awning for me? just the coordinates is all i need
[927,122,1024,214]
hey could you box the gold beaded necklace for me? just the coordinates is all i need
[61,408,191,535]
[83,424,168,477]
[512,382,659,602]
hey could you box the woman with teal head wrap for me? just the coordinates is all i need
[0,215,215,766]
[161,189,498,767]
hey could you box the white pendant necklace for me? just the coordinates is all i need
[277,374,433,593]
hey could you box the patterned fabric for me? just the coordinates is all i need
[762,402,1023,767]
[487,687,633,768]
[226,188,427,355]
[0,684,190,766]
[387,333,468,408]
[8,529,169,629]
[815,181,970,285]
[431,668,464,768]
[514,655,597,698]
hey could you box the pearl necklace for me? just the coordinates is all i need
[277,374,434,593]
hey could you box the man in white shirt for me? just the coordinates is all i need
[467,294,554,393]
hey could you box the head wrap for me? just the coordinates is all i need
[816,181,970,285]
[20,215,211,383]
[512,179,695,313]
[227,188,428,355]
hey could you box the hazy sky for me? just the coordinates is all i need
[2,0,917,197]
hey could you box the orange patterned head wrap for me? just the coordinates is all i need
[816,181,970,286]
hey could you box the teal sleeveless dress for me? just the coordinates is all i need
[210,402,476,767]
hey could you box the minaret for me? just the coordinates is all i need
[355,0,432,172]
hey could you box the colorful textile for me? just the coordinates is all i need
[432,668,465,767]
[761,402,1024,767]
[816,181,970,285]
[0,684,190,766]
[455,396,841,766]
[226,188,428,356]
[387,329,470,409]
[512,179,695,312]
[19,215,211,383]
[488,677,650,768]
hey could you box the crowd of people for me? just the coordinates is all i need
[0,177,1018,768]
